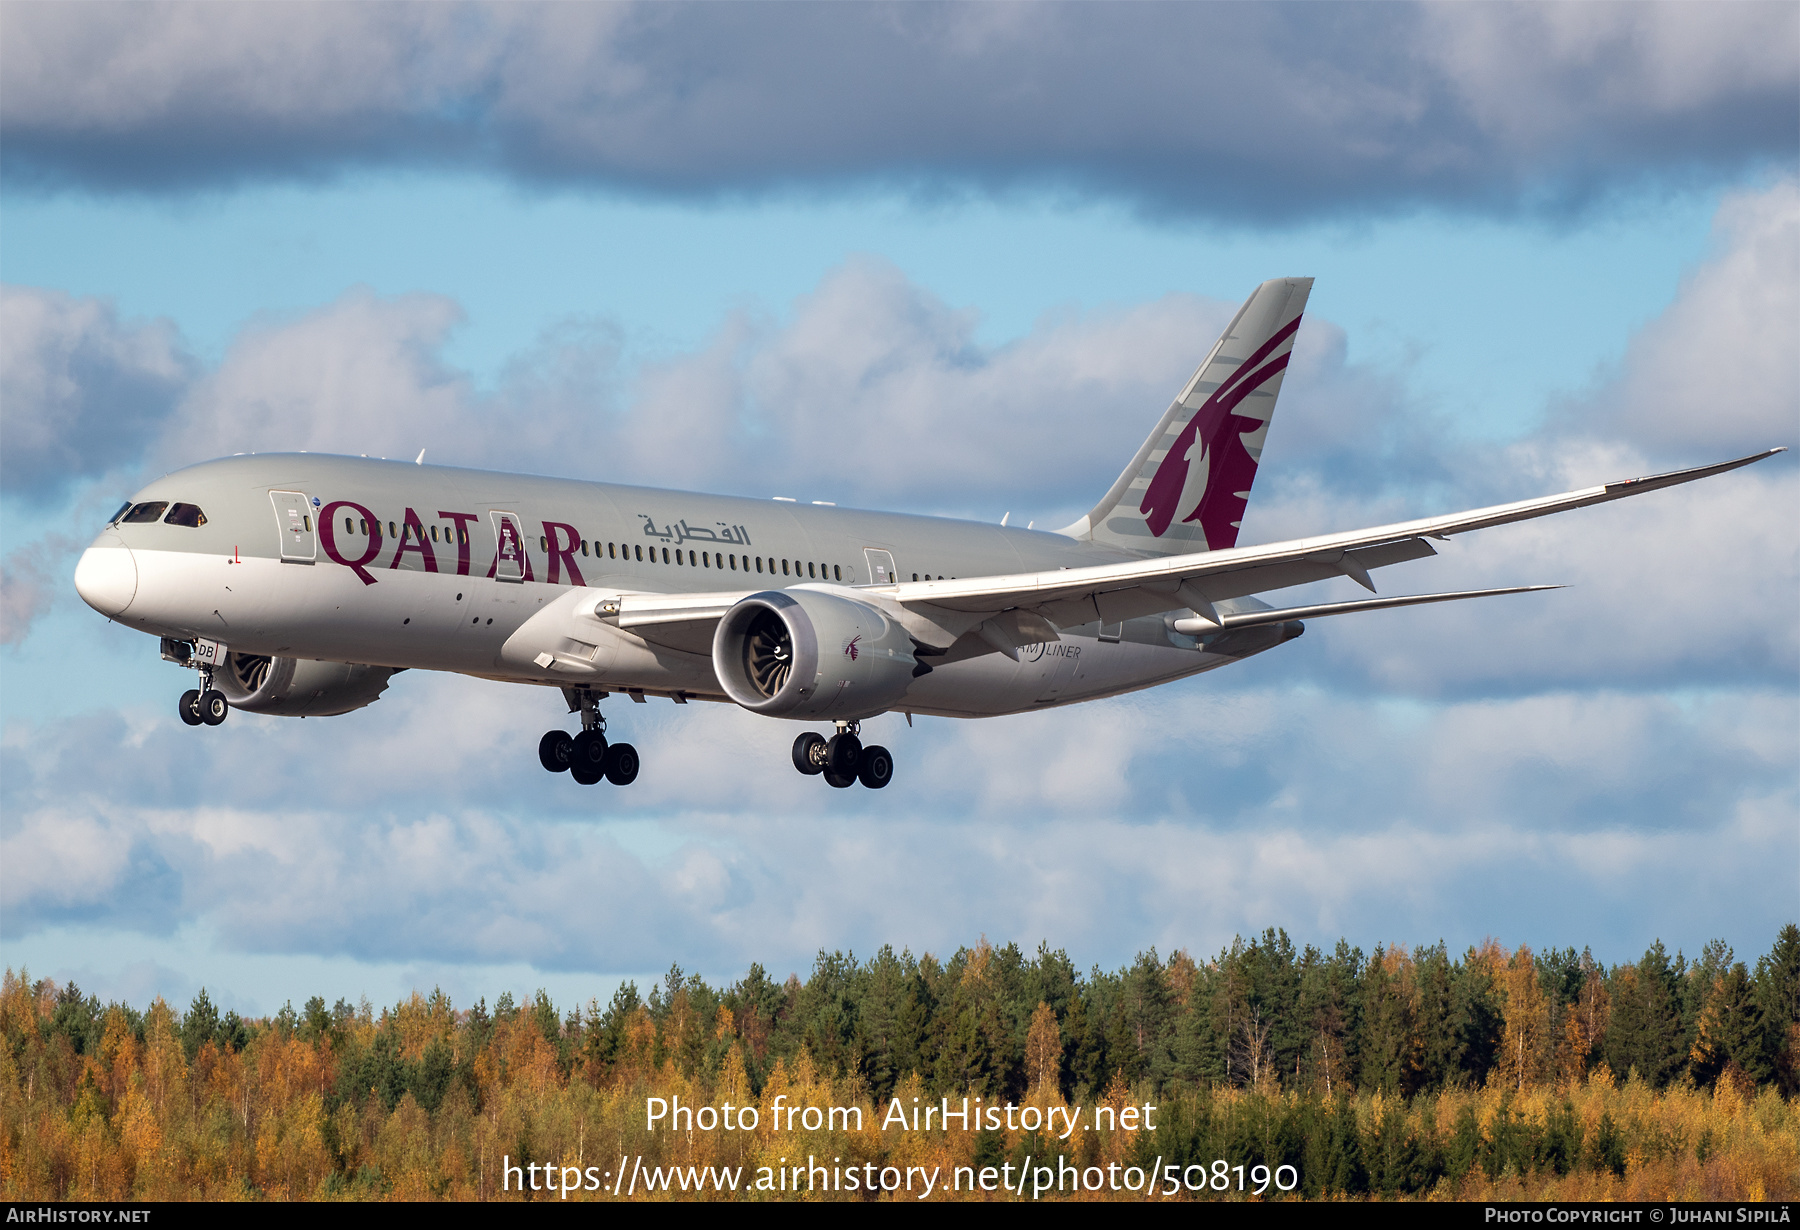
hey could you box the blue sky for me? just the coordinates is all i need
[1,3,1795,1018]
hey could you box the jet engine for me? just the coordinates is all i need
[713,589,917,720]
[213,651,400,717]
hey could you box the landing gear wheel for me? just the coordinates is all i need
[603,743,640,786]
[792,732,826,776]
[823,769,857,788]
[200,690,229,725]
[571,763,603,786]
[825,731,862,778]
[857,745,894,790]
[570,730,608,779]
[539,730,573,773]
[178,689,203,726]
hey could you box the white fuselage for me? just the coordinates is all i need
[75,454,1296,721]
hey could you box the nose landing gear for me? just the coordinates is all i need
[175,656,229,727]
[540,688,639,787]
[792,722,892,790]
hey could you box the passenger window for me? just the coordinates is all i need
[360,519,368,535]
[345,517,355,534]
[755,557,763,573]
[540,535,548,553]
[834,565,841,581]
[388,521,397,539]
[662,547,669,564]
[782,559,790,576]
[430,525,439,542]
[609,542,617,559]
[807,562,816,578]
[121,501,168,524]
[164,503,207,527]
[581,540,589,556]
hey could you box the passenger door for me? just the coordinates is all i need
[269,491,316,562]
[863,548,898,586]
[490,511,526,582]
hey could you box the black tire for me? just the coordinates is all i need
[825,731,862,778]
[857,745,894,790]
[823,768,857,788]
[792,732,826,775]
[603,742,640,786]
[571,730,608,775]
[200,690,229,725]
[571,762,603,786]
[178,689,204,726]
[538,730,573,773]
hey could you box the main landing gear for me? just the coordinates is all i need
[177,672,229,727]
[539,688,639,787]
[792,722,892,790]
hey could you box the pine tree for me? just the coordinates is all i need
[180,988,220,1062]
[1413,943,1457,1091]
[1453,942,1505,1085]
[1359,946,1418,1095]
[1690,963,1762,1088]
[1606,941,1687,1087]
[1754,923,1800,1095]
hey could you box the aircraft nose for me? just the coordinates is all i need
[74,537,137,618]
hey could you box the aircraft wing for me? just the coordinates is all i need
[569,448,1780,660]
[879,448,1785,644]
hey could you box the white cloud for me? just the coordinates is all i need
[4,661,1792,974]
[1591,177,1800,456]
[161,288,472,467]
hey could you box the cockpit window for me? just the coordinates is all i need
[120,501,169,524]
[164,503,207,527]
[107,502,131,526]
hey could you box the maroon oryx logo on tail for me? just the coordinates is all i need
[1140,315,1301,549]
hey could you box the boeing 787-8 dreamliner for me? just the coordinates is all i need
[73,279,1784,790]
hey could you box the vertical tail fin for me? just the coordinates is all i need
[1059,278,1312,556]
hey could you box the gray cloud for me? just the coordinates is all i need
[0,287,195,499]
[3,3,1793,218]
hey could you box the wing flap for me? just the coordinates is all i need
[1170,584,1563,635]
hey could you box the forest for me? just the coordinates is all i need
[3,926,1796,1200]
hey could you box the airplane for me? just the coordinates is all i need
[72,278,1785,791]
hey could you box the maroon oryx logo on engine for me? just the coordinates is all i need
[844,636,861,660]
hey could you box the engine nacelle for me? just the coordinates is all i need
[214,652,399,717]
[713,588,917,720]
